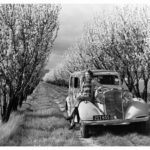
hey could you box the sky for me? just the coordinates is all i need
[46,4,114,70]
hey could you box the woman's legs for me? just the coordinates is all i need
[67,107,80,130]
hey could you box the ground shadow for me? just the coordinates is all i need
[88,119,150,137]
[25,112,65,119]
[73,118,150,138]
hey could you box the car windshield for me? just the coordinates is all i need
[93,75,120,85]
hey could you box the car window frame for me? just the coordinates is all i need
[74,77,80,88]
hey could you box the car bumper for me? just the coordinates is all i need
[82,116,149,126]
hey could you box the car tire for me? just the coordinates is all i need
[136,121,150,135]
[80,123,89,138]
[140,121,150,134]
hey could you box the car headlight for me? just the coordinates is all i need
[132,97,145,104]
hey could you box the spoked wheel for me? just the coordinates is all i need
[80,122,89,138]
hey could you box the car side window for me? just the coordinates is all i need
[74,77,80,88]
[70,77,74,88]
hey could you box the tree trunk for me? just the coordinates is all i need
[18,94,24,108]
[134,82,141,98]
[12,97,18,111]
[142,79,148,102]
[19,100,23,108]
[3,98,13,122]
[1,91,8,122]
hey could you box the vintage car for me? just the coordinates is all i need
[65,70,149,138]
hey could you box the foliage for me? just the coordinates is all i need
[0,4,60,122]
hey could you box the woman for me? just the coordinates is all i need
[66,70,94,129]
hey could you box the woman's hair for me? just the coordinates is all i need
[82,70,93,82]
[85,70,93,78]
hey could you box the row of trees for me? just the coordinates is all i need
[0,4,60,122]
[45,6,150,102]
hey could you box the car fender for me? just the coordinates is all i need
[125,101,149,119]
[78,101,103,121]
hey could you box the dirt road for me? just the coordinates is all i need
[1,82,150,146]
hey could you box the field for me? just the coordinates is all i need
[0,82,150,146]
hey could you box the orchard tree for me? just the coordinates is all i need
[0,4,60,122]
[83,6,150,101]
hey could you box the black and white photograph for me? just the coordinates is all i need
[0,0,150,146]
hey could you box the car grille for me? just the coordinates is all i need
[104,89,123,119]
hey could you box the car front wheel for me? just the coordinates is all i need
[135,120,150,135]
[80,123,89,138]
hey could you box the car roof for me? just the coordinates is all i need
[70,70,119,77]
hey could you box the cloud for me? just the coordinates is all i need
[46,4,114,70]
